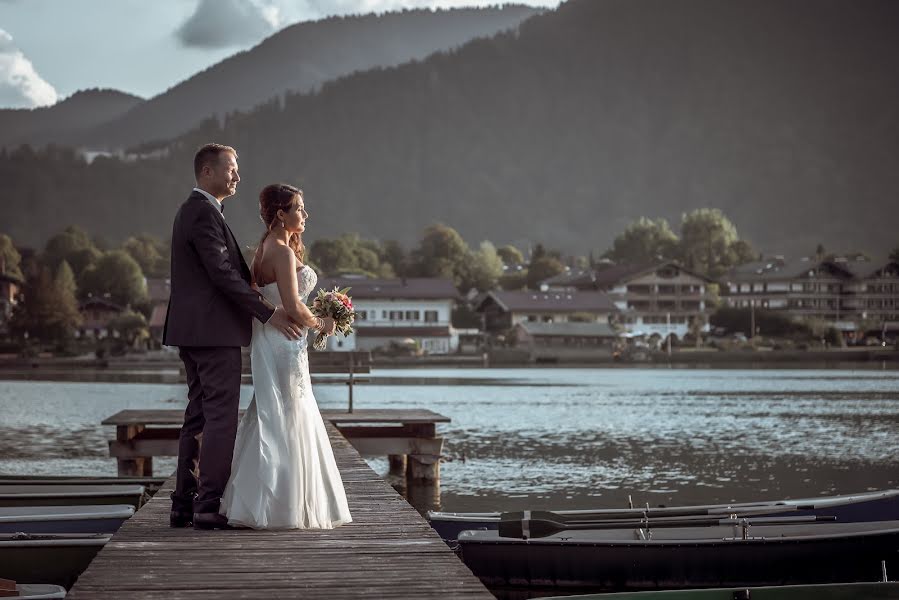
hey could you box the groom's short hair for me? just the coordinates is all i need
[194,143,237,178]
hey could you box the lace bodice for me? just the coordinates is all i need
[259,265,317,306]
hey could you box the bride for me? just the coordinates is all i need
[219,183,352,530]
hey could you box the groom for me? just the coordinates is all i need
[163,143,303,530]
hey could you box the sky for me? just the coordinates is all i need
[0,0,559,109]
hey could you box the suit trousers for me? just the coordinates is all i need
[171,346,242,514]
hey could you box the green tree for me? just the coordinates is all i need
[605,217,679,264]
[310,237,358,275]
[0,234,24,280]
[107,310,149,348]
[679,209,746,278]
[53,261,83,336]
[379,240,407,276]
[464,241,504,292]
[497,244,524,266]
[9,264,82,341]
[79,250,148,306]
[122,234,169,277]
[411,224,471,288]
[527,256,565,289]
[42,225,102,276]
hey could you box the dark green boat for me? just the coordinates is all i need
[540,581,899,599]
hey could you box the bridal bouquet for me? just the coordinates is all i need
[309,287,356,350]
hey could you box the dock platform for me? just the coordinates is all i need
[68,421,491,599]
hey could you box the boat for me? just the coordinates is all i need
[429,488,899,541]
[0,504,134,534]
[0,475,165,495]
[14,583,68,599]
[457,519,899,592]
[0,533,110,589]
[0,485,147,509]
[538,581,899,599]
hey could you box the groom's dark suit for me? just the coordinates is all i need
[163,190,275,515]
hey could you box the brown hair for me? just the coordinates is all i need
[194,143,237,178]
[252,183,305,285]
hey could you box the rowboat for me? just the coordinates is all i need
[0,485,146,509]
[429,489,899,541]
[539,581,899,599]
[0,504,134,534]
[14,583,67,599]
[457,519,899,591]
[0,475,165,495]
[0,533,110,589]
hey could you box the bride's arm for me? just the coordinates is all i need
[271,246,332,331]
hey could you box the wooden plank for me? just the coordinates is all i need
[69,421,489,600]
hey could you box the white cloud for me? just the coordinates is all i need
[0,28,57,108]
[176,0,282,48]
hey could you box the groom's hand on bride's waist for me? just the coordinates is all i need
[268,306,304,340]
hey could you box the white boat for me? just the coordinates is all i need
[0,504,134,534]
[15,583,67,599]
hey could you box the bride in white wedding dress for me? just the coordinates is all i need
[220,183,352,530]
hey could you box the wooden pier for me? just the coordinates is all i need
[68,420,492,599]
[104,409,448,484]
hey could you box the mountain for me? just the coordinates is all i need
[0,89,143,148]
[2,0,897,258]
[67,6,540,151]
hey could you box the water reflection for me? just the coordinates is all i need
[1,367,897,512]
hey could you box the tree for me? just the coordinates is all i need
[497,244,524,266]
[9,264,82,341]
[379,240,407,277]
[605,217,679,264]
[0,234,24,279]
[53,261,83,336]
[526,256,565,289]
[107,310,149,348]
[309,237,358,275]
[411,224,471,288]
[123,234,169,277]
[679,209,747,278]
[79,250,148,306]
[464,241,504,292]
[42,225,101,276]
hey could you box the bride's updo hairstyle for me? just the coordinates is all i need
[252,183,306,285]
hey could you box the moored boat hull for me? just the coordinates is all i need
[458,521,899,592]
[0,533,110,589]
[430,489,899,541]
[0,485,146,509]
[0,504,134,534]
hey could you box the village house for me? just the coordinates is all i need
[721,256,899,337]
[510,321,619,361]
[145,277,171,344]
[312,276,459,354]
[474,289,618,333]
[540,261,714,341]
[77,297,125,339]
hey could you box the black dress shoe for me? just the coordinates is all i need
[170,510,193,528]
[192,512,234,530]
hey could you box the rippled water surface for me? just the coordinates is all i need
[1,367,897,512]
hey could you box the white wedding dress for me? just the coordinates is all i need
[220,265,352,529]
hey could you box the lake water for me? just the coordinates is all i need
[1,367,897,512]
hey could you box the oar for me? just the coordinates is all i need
[499,504,798,526]
[497,512,835,539]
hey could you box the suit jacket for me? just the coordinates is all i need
[163,191,275,347]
